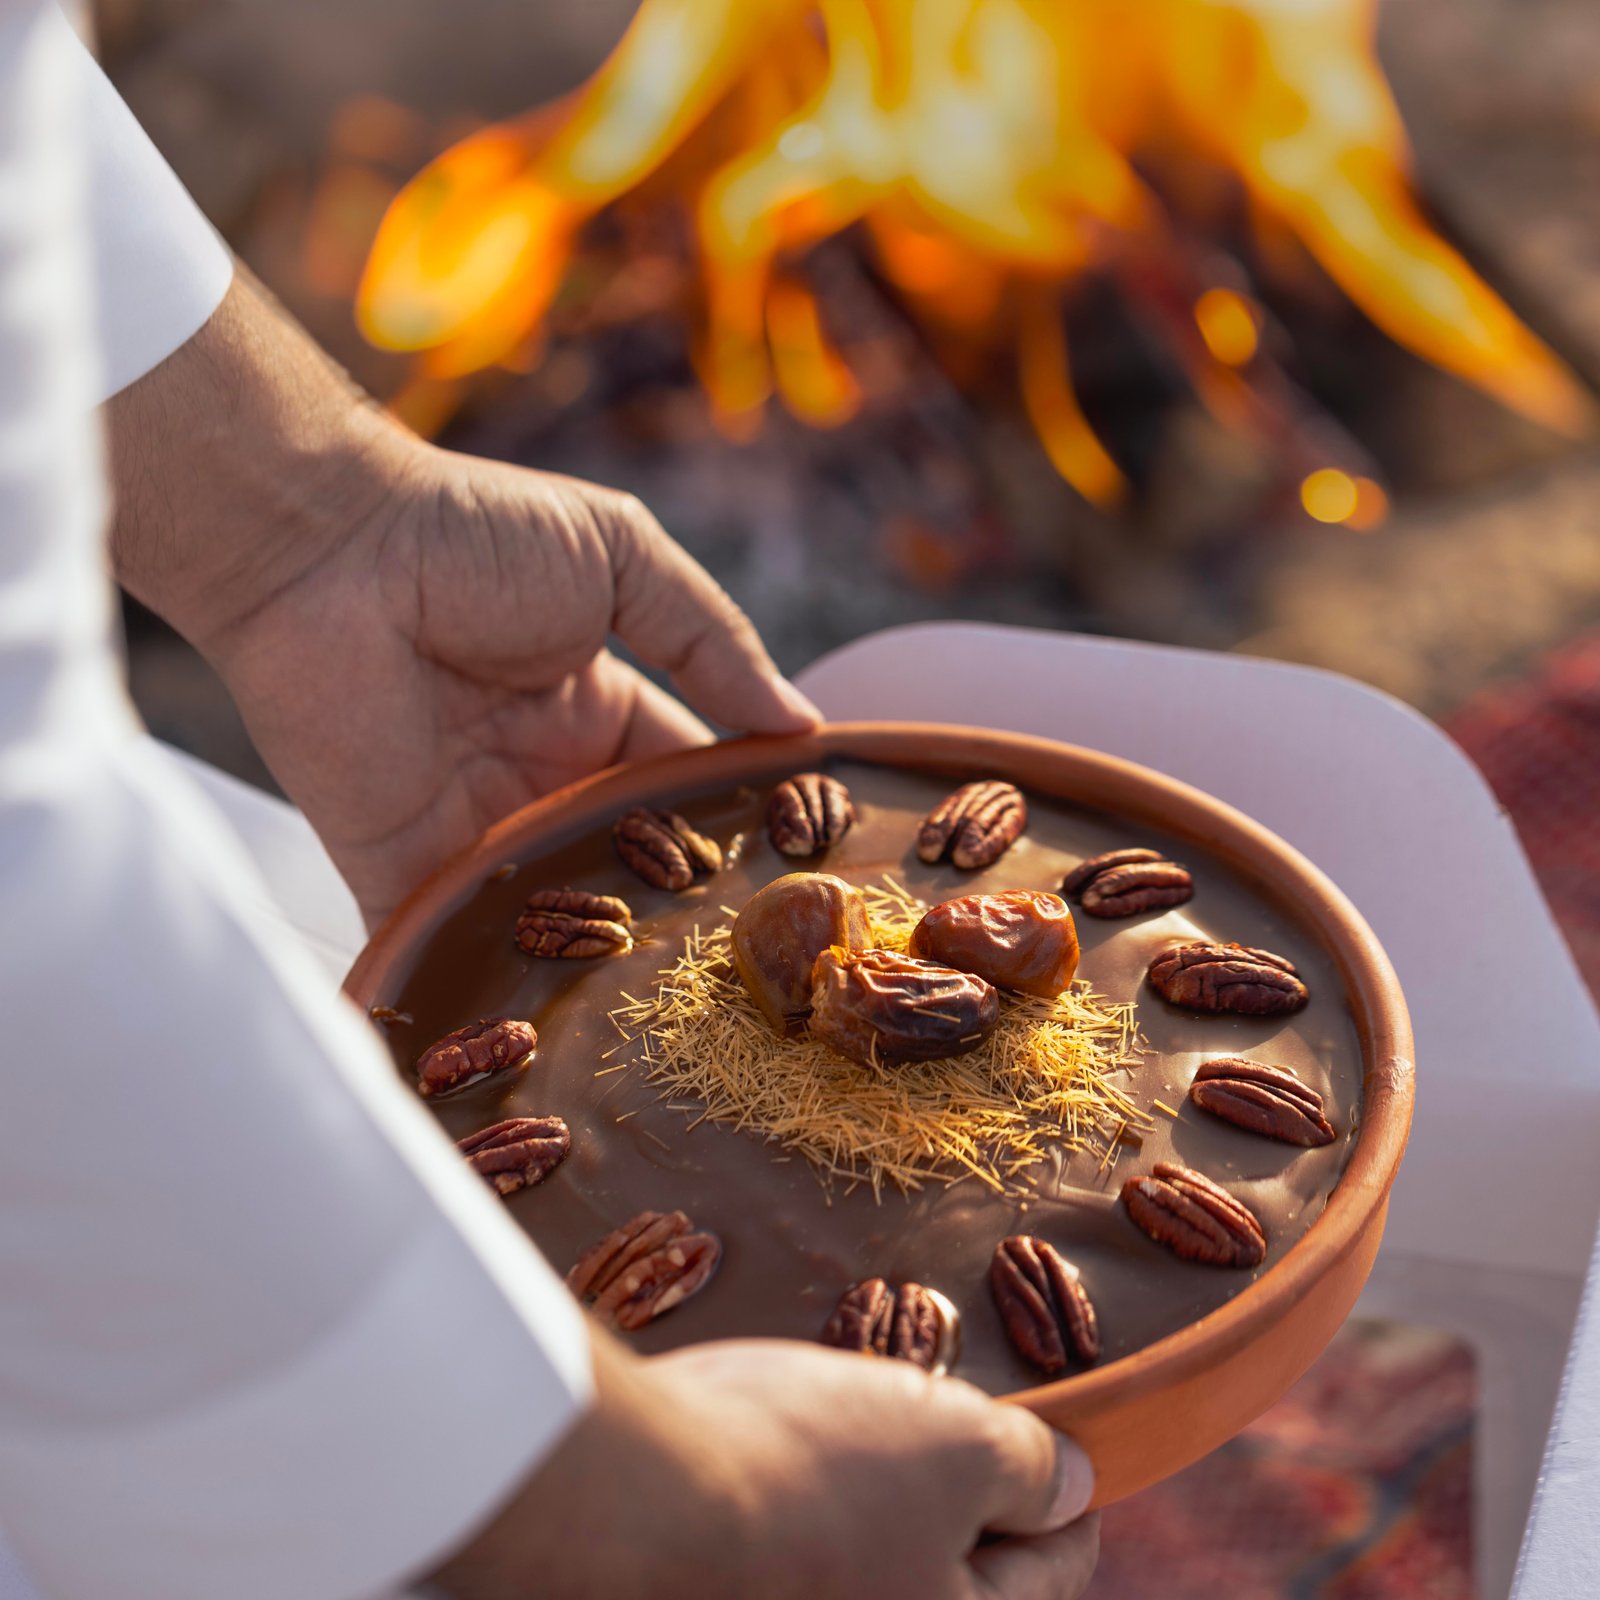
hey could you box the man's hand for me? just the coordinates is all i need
[433,1335,1100,1600]
[108,272,818,925]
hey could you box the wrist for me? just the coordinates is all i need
[429,1337,758,1600]
[106,268,413,657]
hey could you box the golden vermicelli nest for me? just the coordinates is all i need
[608,878,1150,1198]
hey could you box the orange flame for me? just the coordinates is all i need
[358,0,1593,507]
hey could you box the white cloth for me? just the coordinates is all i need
[0,6,592,1598]
[49,3,235,400]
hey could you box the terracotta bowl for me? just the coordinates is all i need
[345,723,1414,1506]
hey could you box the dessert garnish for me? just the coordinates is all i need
[1147,941,1308,1016]
[731,872,870,1031]
[456,1116,572,1195]
[915,780,1027,869]
[1121,1162,1267,1267]
[1189,1058,1337,1147]
[1062,846,1195,919]
[610,877,1147,1197]
[566,1209,722,1330]
[809,946,1000,1069]
[1060,847,1165,897]
[990,1236,1100,1373]
[515,887,634,958]
[613,807,722,891]
[767,772,856,857]
[415,1017,537,1099]
[821,1278,960,1375]
[908,889,1079,997]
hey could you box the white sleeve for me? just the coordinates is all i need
[48,1,233,398]
[0,7,592,1599]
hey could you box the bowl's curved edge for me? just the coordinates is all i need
[344,722,1416,1477]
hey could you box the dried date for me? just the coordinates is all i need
[820,1278,960,1375]
[915,781,1027,870]
[809,947,1000,1068]
[1189,1057,1337,1147]
[767,773,856,857]
[908,889,1079,998]
[1121,1161,1266,1267]
[613,808,722,892]
[1147,941,1308,1016]
[414,1017,536,1099]
[732,872,871,1031]
[457,1116,571,1195]
[990,1236,1100,1374]
[515,887,634,958]
[566,1209,722,1331]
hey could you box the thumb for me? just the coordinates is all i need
[968,1399,1096,1538]
[587,485,822,735]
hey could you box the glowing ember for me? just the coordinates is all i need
[1194,289,1261,370]
[358,0,1593,510]
[1301,467,1388,530]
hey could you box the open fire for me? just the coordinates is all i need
[354,0,1593,525]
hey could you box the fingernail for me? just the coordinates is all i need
[1047,1435,1096,1525]
[770,675,824,727]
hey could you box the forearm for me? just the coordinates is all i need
[106,268,408,655]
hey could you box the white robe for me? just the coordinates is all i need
[0,6,592,1595]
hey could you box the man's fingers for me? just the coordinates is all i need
[588,487,822,735]
[970,1401,1095,1537]
[968,1514,1102,1600]
[607,658,718,761]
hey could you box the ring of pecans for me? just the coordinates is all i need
[399,791,1348,1378]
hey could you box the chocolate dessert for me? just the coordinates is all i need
[371,760,1364,1397]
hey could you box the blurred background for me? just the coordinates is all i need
[109,0,1600,995]
[102,5,1598,1591]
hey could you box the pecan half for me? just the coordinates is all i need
[1081,860,1194,918]
[1121,1161,1266,1267]
[515,887,634,958]
[990,1236,1100,1374]
[613,808,722,892]
[820,1278,960,1375]
[566,1210,722,1331]
[809,947,1000,1068]
[1189,1057,1337,1147]
[767,773,856,857]
[415,1017,536,1099]
[457,1116,572,1195]
[1059,847,1164,898]
[915,780,1027,870]
[1147,941,1308,1016]
[908,889,1079,997]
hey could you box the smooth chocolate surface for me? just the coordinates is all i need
[376,760,1364,1395]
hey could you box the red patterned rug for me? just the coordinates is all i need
[1091,1322,1475,1598]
